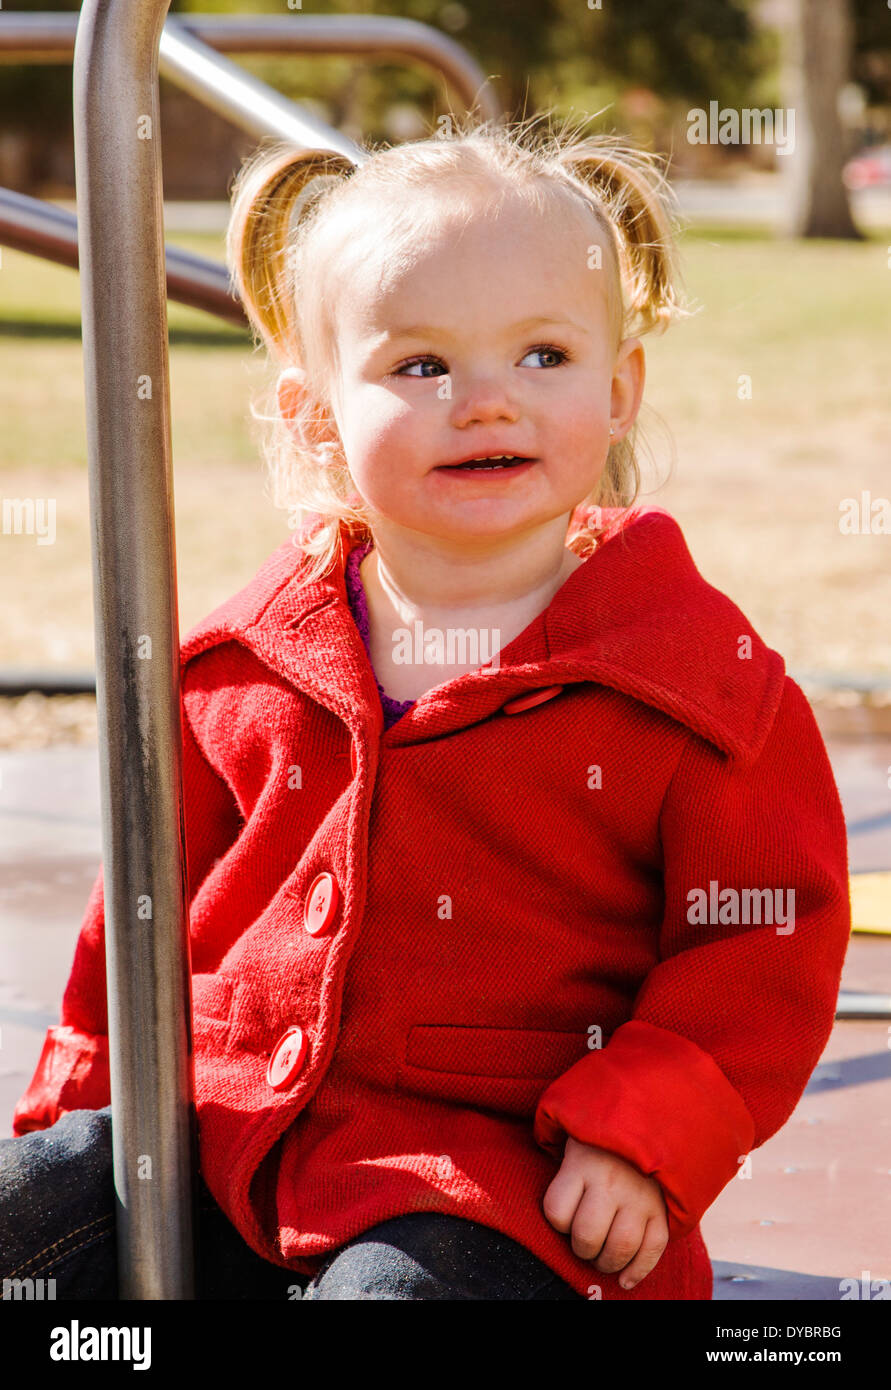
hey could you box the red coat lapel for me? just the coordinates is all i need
[179,506,785,763]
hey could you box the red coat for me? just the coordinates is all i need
[13,506,851,1300]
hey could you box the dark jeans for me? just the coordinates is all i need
[0,1107,584,1300]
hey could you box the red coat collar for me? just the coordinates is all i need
[180,506,785,763]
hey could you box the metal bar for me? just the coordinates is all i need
[0,186,246,326]
[790,670,891,694]
[835,991,891,1021]
[159,16,363,161]
[73,0,194,1298]
[0,13,501,122]
[0,668,96,696]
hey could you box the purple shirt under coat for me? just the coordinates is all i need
[344,541,416,729]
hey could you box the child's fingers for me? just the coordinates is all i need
[614,1215,670,1290]
[540,1166,586,1233]
[584,1204,646,1273]
[560,1187,621,1263]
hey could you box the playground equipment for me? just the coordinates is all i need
[0,6,496,1300]
[0,12,498,314]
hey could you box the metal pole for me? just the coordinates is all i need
[0,186,246,326]
[73,0,193,1299]
[160,16,364,162]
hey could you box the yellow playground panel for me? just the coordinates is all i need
[850,871,891,934]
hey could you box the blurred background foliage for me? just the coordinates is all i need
[2,0,886,145]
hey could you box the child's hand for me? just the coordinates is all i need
[541,1136,669,1290]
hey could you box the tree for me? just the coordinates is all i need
[781,0,863,239]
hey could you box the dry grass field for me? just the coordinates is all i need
[1,221,889,746]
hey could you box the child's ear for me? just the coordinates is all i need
[276,366,339,447]
[277,366,308,426]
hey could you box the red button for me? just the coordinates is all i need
[266,1026,308,1091]
[304,871,340,936]
[350,744,358,777]
[502,684,565,715]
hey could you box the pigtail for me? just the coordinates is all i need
[225,142,357,366]
[553,136,685,337]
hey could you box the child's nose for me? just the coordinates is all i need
[451,376,521,427]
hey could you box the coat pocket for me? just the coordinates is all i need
[399,1024,592,1117]
[191,972,236,1026]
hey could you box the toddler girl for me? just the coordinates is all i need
[2,116,850,1301]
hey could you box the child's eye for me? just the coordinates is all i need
[393,344,571,377]
[394,357,448,378]
[520,344,571,368]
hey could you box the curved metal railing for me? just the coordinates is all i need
[0,185,245,323]
[0,12,500,123]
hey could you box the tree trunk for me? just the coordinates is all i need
[781,0,863,239]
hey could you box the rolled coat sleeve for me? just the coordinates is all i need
[533,677,851,1238]
[11,676,244,1136]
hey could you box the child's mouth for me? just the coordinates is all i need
[437,456,535,472]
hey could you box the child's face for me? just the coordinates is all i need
[292,194,643,550]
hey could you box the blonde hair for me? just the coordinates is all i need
[225,111,687,584]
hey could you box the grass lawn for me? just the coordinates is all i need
[0,222,889,680]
